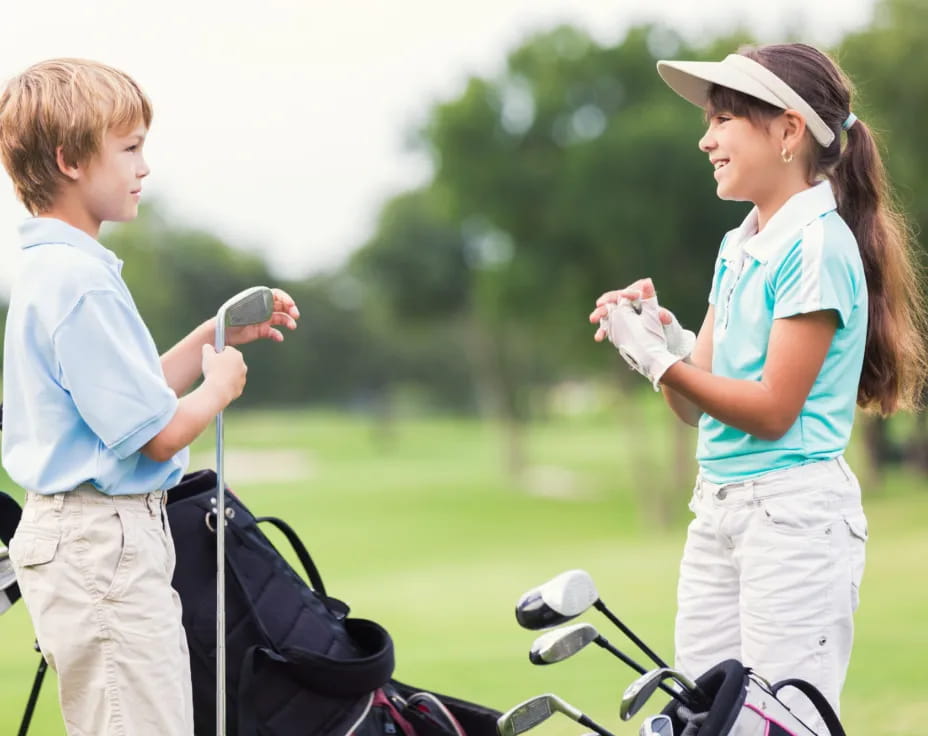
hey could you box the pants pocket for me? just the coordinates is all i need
[844,510,868,611]
[758,488,835,536]
[9,529,60,569]
[78,505,135,601]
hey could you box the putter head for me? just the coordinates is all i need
[497,694,581,736]
[621,668,697,722]
[638,714,673,736]
[515,569,598,630]
[529,622,599,664]
[220,286,275,327]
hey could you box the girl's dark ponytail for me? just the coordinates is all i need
[730,43,928,415]
[832,117,927,414]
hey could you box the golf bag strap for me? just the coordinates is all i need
[256,515,327,596]
[770,679,846,736]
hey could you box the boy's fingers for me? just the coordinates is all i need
[272,288,300,319]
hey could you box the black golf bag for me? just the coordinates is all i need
[660,659,846,736]
[166,469,501,736]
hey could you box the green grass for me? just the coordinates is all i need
[1,408,926,735]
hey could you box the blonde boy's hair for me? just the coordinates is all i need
[0,58,152,214]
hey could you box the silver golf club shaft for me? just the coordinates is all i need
[215,318,227,736]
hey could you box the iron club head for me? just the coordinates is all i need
[215,286,275,348]
[638,714,674,736]
[497,693,615,736]
[621,668,700,721]
[497,694,580,736]
[219,286,274,327]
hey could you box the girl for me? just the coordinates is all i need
[588,43,926,729]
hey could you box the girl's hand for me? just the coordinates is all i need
[226,288,300,346]
[589,278,671,341]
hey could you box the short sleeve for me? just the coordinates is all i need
[770,219,857,328]
[53,290,177,459]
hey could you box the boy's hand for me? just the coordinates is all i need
[201,344,248,404]
[226,288,300,346]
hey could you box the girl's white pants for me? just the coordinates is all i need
[674,457,868,732]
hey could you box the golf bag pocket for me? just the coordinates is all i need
[167,470,395,736]
[660,659,846,736]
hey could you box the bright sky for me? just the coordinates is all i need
[0,0,875,296]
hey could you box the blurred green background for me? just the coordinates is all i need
[2,1,928,734]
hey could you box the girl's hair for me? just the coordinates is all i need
[708,43,927,416]
[0,58,152,215]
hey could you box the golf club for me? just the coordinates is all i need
[515,569,669,669]
[620,668,701,722]
[639,714,674,736]
[497,693,616,736]
[528,623,690,706]
[213,285,274,736]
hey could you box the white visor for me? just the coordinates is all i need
[656,54,835,148]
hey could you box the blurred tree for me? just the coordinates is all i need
[104,202,393,408]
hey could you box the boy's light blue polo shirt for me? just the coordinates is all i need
[2,218,188,495]
[697,181,867,484]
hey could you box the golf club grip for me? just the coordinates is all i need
[593,600,669,668]
[577,714,616,736]
[595,638,685,705]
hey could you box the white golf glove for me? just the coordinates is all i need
[600,296,686,390]
[661,310,696,362]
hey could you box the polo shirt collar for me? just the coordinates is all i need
[722,180,838,264]
[19,217,121,269]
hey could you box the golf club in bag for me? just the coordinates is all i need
[655,659,847,736]
[513,569,848,736]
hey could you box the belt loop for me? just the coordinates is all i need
[53,492,66,511]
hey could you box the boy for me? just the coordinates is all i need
[0,58,299,735]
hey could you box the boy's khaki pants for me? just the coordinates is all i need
[9,485,194,736]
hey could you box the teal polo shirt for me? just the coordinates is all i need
[696,181,867,484]
[2,218,188,495]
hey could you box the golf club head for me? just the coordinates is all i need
[529,622,599,664]
[220,286,275,328]
[638,714,673,736]
[515,569,598,630]
[621,668,699,722]
[497,694,582,736]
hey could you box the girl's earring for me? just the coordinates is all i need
[781,147,794,164]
